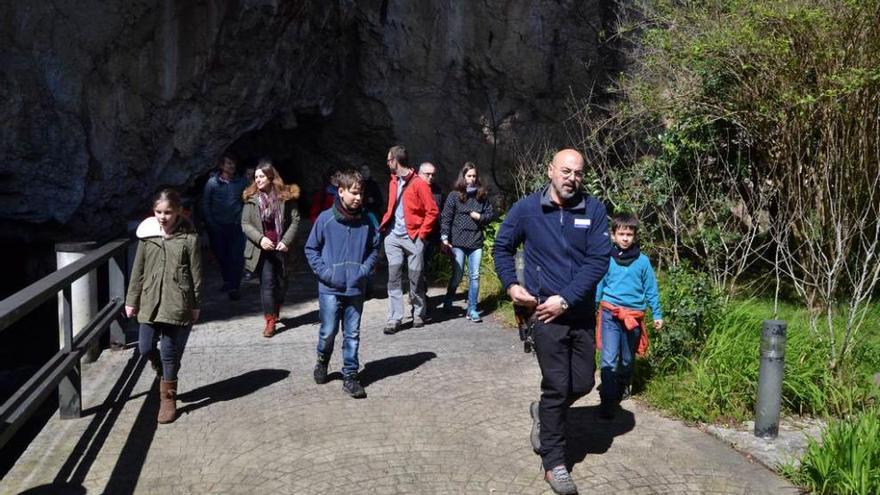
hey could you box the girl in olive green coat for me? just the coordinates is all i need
[125,189,202,424]
[241,158,301,338]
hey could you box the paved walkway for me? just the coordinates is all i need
[1,260,798,494]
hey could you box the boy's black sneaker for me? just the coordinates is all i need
[313,360,329,385]
[343,376,367,399]
[599,400,616,420]
[383,320,401,334]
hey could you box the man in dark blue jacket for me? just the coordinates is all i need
[305,169,380,399]
[201,153,248,300]
[493,149,610,495]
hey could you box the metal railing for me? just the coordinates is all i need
[0,239,129,450]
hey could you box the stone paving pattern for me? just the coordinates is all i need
[1,257,799,494]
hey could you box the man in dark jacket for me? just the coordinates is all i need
[305,169,380,399]
[493,149,611,495]
[201,153,248,300]
[418,161,444,313]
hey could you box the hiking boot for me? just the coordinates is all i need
[529,401,541,454]
[343,376,367,399]
[544,465,578,495]
[412,317,425,328]
[467,310,482,322]
[313,359,329,385]
[157,379,178,424]
[383,320,401,335]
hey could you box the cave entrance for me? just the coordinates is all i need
[226,115,327,205]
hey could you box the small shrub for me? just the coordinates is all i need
[782,407,880,495]
[649,263,726,372]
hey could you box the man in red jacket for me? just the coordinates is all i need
[380,145,439,333]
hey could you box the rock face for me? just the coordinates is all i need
[0,0,613,241]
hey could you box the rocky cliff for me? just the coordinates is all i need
[0,0,614,241]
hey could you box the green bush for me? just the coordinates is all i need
[782,407,880,495]
[649,263,726,372]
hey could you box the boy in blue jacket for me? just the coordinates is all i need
[305,169,380,399]
[595,212,663,417]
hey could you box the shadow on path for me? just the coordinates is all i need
[25,354,152,495]
[359,352,437,387]
[177,368,290,416]
[564,404,636,469]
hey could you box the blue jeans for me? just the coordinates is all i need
[445,247,482,314]
[208,223,245,292]
[598,308,640,403]
[316,293,364,377]
[138,322,192,381]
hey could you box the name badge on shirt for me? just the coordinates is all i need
[574,218,591,229]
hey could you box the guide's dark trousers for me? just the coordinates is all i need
[533,317,597,471]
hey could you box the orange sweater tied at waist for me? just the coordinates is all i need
[595,301,649,356]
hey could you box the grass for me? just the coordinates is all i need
[643,299,879,424]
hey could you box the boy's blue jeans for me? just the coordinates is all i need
[444,247,483,315]
[598,308,640,404]
[316,293,364,377]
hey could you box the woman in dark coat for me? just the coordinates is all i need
[440,162,495,322]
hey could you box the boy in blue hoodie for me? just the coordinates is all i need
[595,213,663,417]
[305,169,380,399]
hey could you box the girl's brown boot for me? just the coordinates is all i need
[158,379,177,424]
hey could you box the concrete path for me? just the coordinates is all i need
[1,262,798,494]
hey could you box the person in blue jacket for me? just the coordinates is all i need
[493,149,611,495]
[595,212,663,418]
[304,169,380,399]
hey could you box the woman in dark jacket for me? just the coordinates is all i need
[440,162,495,322]
[241,158,301,338]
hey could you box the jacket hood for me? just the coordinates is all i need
[136,216,194,239]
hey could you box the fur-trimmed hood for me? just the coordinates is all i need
[135,216,195,239]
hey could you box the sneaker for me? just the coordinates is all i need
[467,311,482,322]
[343,376,367,399]
[544,465,578,495]
[413,317,425,328]
[313,360,329,385]
[529,401,541,454]
[599,400,616,420]
[619,383,632,402]
[383,321,401,335]
[228,289,241,301]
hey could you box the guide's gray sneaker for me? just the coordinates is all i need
[529,401,541,454]
[545,465,578,494]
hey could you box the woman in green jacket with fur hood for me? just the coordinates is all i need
[125,189,202,424]
[241,158,301,338]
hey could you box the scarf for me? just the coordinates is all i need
[333,197,362,223]
[466,186,478,194]
[612,243,640,267]
[257,189,284,236]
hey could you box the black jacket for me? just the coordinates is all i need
[440,190,495,250]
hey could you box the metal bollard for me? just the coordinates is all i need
[56,241,100,363]
[755,319,787,439]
